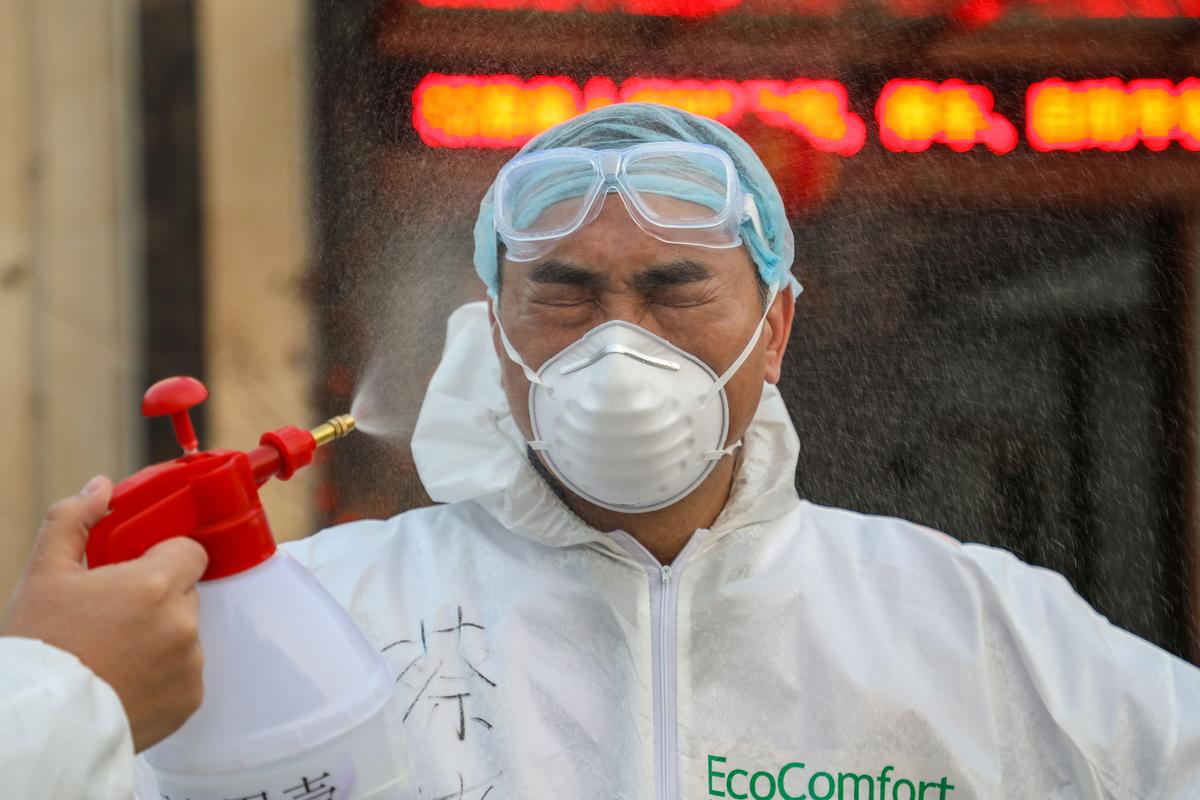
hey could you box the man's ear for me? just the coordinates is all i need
[763,285,796,385]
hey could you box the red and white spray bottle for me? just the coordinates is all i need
[87,377,406,800]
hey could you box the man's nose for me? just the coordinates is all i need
[595,291,670,340]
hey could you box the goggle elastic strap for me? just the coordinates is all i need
[743,194,766,241]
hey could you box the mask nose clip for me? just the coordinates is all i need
[560,343,681,376]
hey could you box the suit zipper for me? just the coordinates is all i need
[608,529,707,800]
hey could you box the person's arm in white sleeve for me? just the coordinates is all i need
[0,636,135,799]
[968,543,1200,798]
[0,476,209,800]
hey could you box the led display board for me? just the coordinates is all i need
[414,74,1200,153]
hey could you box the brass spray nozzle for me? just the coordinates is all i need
[310,414,356,447]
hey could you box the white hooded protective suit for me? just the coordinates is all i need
[5,298,1200,800]
[0,636,136,798]
[284,301,1200,800]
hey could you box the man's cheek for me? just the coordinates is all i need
[723,368,766,442]
[499,362,536,436]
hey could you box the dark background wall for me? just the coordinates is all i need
[307,0,1199,661]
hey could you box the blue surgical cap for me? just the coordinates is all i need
[473,102,801,297]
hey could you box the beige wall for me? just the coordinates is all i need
[197,0,315,542]
[0,0,316,614]
[0,0,37,606]
[0,0,143,611]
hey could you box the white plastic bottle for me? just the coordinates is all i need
[145,550,408,800]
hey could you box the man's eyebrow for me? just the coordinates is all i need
[528,259,607,290]
[631,260,713,293]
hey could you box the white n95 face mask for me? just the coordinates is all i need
[493,285,778,513]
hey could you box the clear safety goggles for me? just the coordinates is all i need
[493,141,766,263]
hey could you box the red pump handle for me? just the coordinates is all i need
[87,376,335,581]
[142,376,208,454]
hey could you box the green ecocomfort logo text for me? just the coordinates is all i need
[708,754,956,800]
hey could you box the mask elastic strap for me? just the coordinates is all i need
[492,313,546,387]
[701,283,780,408]
[703,440,742,461]
[493,312,552,450]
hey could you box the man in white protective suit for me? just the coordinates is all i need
[5,101,1200,799]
